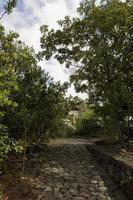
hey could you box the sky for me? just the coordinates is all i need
[0,0,87,99]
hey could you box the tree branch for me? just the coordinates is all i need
[0,11,6,20]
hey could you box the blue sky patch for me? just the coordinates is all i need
[17,0,25,12]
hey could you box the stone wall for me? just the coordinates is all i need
[87,144,133,200]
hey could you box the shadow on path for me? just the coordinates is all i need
[6,139,128,200]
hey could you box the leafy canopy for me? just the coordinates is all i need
[40,0,133,138]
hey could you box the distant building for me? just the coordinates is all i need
[68,101,88,124]
[68,110,80,124]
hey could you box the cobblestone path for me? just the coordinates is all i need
[29,139,127,200]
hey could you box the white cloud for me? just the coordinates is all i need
[1,0,87,99]
[40,59,69,83]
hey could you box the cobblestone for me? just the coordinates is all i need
[29,139,128,200]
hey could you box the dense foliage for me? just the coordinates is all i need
[0,1,70,163]
[40,0,133,142]
[0,25,22,162]
[76,108,100,136]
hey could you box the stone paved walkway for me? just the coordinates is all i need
[28,139,128,200]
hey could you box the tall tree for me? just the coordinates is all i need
[2,37,69,142]
[40,0,133,140]
[0,25,21,162]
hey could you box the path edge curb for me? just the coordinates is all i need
[87,144,133,200]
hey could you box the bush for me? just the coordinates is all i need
[75,109,102,137]
[49,119,76,138]
[76,118,101,137]
[0,125,23,165]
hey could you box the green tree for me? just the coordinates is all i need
[0,30,69,143]
[40,0,133,142]
[0,23,69,163]
[0,0,17,20]
[0,25,22,163]
[0,0,70,167]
